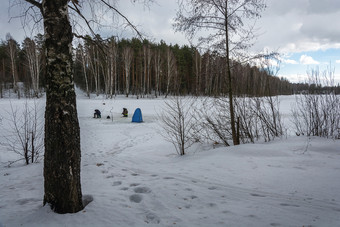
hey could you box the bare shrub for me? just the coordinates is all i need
[192,97,232,146]
[234,97,258,143]
[159,96,196,155]
[193,95,284,146]
[0,99,44,165]
[292,68,340,139]
[235,96,284,143]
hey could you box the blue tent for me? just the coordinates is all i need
[132,108,143,123]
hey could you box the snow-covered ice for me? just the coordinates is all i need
[0,94,339,227]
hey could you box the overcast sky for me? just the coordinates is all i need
[1,0,340,83]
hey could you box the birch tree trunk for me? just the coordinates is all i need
[146,47,152,96]
[122,47,133,97]
[88,45,100,96]
[194,50,201,96]
[42,0,83,214]
[165,48,176,98]
[7,37,18,95]
[24,38,41,97]
[79,46,90,98]
[154,50,161,98]
[108,40,117,98]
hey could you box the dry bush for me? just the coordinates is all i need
[159,96,196,155]
[292,68,340,139]
[235,96,284,143]
[193,95,284,146]
[0,99,44,166]
[191,97,232,146]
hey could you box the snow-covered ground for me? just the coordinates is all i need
[0,94,339,227]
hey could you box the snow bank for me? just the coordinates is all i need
[0,95,339,227]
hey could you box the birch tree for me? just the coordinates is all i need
[23,37,41,97]
[122,46,133,97]
[88,43,101,96]
[77,44,90,97]
[165,47,177,98]
[14,0,151,214]
[154,49,162,97]
[143,44,152,97]
[6,34,19,95]
[175,0,266,145]
[108,38,118,97]
[194,49,202,95]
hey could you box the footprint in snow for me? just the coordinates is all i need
[129,194,143,203]
[145,212,161,224]
[134,187,152,194]
[208,186,217,190]
[163,177,175,180]
[208,203,217,207]
[279,203,300,207]
[333,208,340,212]
[112,181,122,186]
[250,193,266,197]
[106,174,114,179]
[16,198,40,205]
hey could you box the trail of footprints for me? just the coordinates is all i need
[106,168,231,225]
[99,165,297,226]
[108,170,162,224]
[110,171,164,204]
[105,168,237,225]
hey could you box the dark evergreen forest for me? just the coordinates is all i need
[1,34,339,98]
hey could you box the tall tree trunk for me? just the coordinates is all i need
[154,50,161,98]
[194,50,201,96]
[8,39,18,94]
[42,0,83,214]
[225,1,239,145]
[147,47,152,96]
[123,47,133,97]
[80,47,90,98]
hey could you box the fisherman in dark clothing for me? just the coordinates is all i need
[94,109,101,118]
[122,108,128,117]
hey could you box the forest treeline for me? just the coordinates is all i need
[1,34,339,98]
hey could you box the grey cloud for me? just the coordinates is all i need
[263,0,308,16]
[251,0,340,53]
[1,0,340,55]
[299,13,340,42]
[307,0,340,14]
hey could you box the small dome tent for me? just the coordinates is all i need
[132,108,143,123]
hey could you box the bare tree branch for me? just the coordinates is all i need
[68,3,97,37]
[99,0,144,39]
[23,0,42,11]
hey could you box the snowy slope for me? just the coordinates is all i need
[0,95,339,227]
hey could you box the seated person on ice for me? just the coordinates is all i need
[94,109,101,118]
[122,108,128,117]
